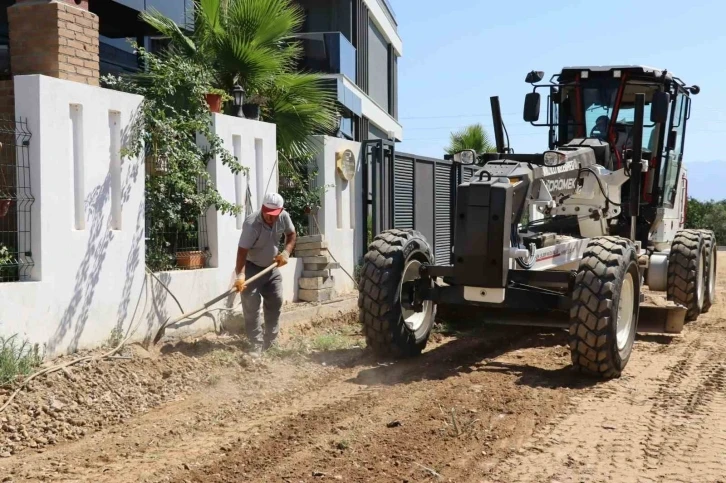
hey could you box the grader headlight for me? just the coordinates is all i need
[543,151,566,166]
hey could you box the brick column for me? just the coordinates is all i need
[8,0,99,86]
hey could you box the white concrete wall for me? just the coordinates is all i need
[310,136,362,296]
[0,75,289,358]
[0,75,146,356]
[195,113,302,303]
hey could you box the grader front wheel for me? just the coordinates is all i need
[357,229,436,358]
[569,237,640,378]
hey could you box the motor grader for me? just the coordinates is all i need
[357,65,717,378]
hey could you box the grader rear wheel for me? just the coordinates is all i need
[569,237,640,378]
[700,230,717,313]
[357,229,436,358]
[667,229,707,321]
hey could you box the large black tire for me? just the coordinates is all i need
[700,230,717,313]
[358,229,436,358]
[667,229,706,321]
[569,237,640,378]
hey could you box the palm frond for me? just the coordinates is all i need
[140,0,338,160]
[445,123,496,155]
[140,8,197,57]
[265,72,338,159]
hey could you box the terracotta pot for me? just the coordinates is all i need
[176,250,205,269]
[0,199,11,217]
[205,93,223,113]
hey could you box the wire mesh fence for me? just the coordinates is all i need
[145,173,211,272]
[306,161,321,237]
[0,116,33,283]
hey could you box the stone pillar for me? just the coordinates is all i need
[8,0,99,86]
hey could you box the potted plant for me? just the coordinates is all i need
[204,87,231,114]
[174,224,206,269]
[242,92,266,121]
[176,250,205,269]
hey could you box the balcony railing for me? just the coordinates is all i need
[294,32,356,81]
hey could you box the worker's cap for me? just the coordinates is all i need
[261,192,284,216]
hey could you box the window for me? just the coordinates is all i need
[660,91,687,206]
[367,21,389,112]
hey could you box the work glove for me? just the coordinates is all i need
[274,250,290,267]
[234,274,247,292]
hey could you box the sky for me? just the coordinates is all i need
[393,0,726,186]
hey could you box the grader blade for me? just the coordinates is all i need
[637,304,687,334]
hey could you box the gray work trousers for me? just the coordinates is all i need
[240,261,283,348]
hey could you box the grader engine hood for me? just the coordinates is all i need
[530,146,597,200]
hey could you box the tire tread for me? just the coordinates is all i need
[569,236,638,378]
[667,229,704,321]
[358,229,433,357]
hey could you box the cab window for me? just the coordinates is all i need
[660,91,687,206]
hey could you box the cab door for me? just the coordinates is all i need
[659,89,689,208]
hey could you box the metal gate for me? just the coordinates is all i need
[362,140,477,266]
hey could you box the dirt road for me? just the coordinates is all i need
[1,254,725,483]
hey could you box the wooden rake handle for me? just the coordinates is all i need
[152,262,278,344]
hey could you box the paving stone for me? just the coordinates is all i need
[302,269,330,278]
[298,288,336,302]
[302,255,331,264]
[295,241,328,251]
[297,234,324,244]
[299,276,334,290]
[304,262,340,271]
[295,248,327,258]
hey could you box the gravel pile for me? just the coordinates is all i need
[0,340,254,457]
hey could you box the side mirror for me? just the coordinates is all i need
[525,70,544,84]
[452,149,477,165]
[650,91,670,123]
[523,92,541,122]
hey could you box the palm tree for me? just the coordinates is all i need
[445,123,496,155]
[140,0,338,159]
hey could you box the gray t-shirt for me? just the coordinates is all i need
[238,210,295,267]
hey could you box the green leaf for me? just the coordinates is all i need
[445,123,497,155]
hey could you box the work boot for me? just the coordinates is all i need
[248,343,263,359]
[263,338,278,352]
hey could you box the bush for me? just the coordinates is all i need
[102,47,245,271]
[686,198,726,242]
[0,335,43,387]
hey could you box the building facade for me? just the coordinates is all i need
[293,0,402,142]
[0,0,402,142]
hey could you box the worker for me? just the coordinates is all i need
[234,192,297,356]
[591,115,610,140]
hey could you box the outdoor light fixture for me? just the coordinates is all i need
[232,85,245,117]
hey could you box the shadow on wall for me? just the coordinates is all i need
[49,173,115,354]
[43,104,245,354]
[47,113,143,354]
